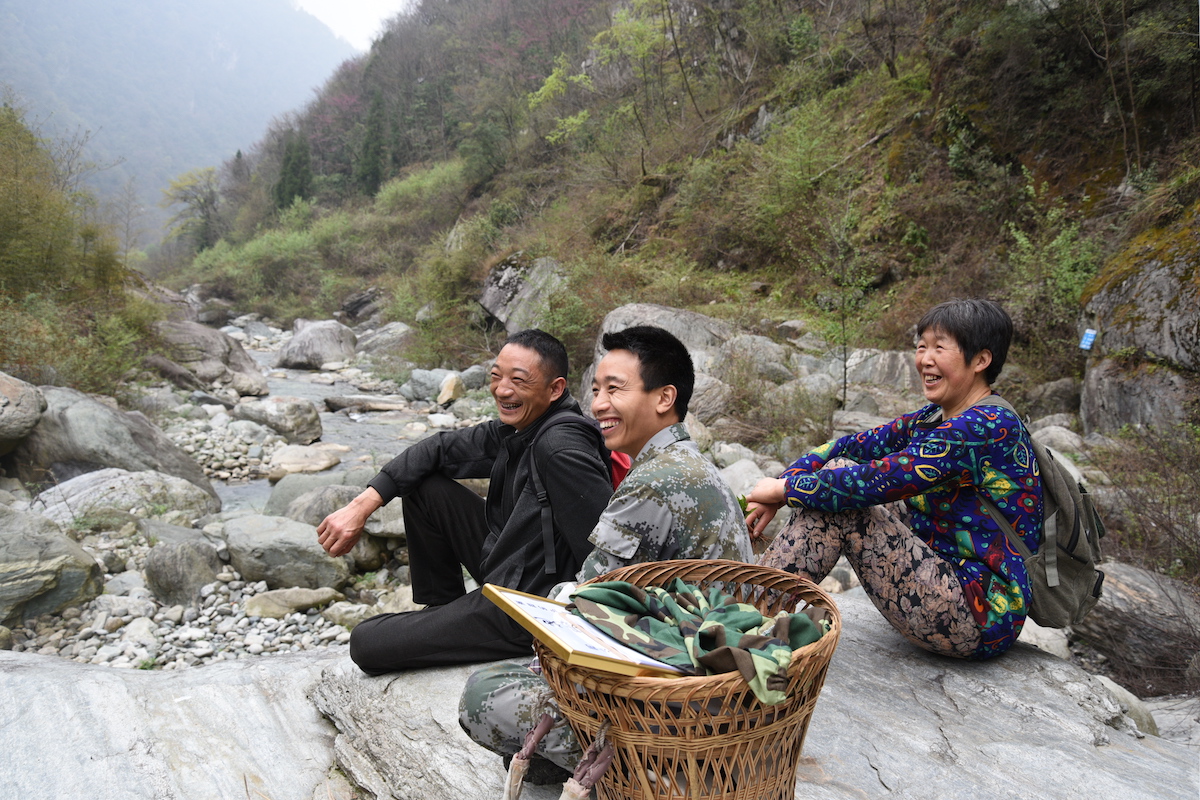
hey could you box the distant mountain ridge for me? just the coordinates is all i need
[0,0,356,239]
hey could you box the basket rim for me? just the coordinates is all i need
[545,558,842,689]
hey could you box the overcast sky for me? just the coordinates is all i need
[292,0,410,51]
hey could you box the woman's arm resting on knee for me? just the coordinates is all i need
[317,487,384,557]
[746,478,788,541]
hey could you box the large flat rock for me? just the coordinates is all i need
[0,650,350,800]
[315,592,1197,799]
[2,593,1195,800]
[792,593,1196,799]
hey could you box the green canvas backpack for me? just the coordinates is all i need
[971,395,1108,628]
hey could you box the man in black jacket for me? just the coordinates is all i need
[317,329,613,674]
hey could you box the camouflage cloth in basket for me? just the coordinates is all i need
[569,578,830,704]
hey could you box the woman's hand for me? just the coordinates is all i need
[745,478,787,541]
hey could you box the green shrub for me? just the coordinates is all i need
[0,292,161,396]
[374,160,467,231]
[1093,424,1200,588]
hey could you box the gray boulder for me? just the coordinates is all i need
[1080,357,1195,435]
[478,254,566,334]
[313,591,1197,800]
[1071,562,1200,689]
[284,484,406,542]
[244,587,345,619]
[277,319,357,370]
[788,592,1194,798]
[153,320,269,397]
[591,303,735,374]
[0,507,103,626]
[460,363,488,390]
[284,485,363,526]
[29,468,219,529]
[231,395,322,444]
[313,659,547,800]
[715,334,794,384]
[356,321,414,356]
[0,650,354,800]
[4,386,217,499]
[831,410,891,439]
[711,441,757,468]
[263,468,376,516]
[689,374,733,424]
[1026,376,1081,418]
[841,348,921,392]
[143,540,222,607]
[401,368,455,402]
[1084,251,1200,373]
[0,371,46,455]
[798,371,840,398]
[223,515,350,590]
[1033,424,1086,454]
[717,458,765,497]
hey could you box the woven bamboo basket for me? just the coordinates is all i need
[534,559,841,800]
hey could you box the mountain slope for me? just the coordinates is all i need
[0,0,357,236]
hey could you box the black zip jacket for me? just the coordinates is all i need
[366,391,612,596]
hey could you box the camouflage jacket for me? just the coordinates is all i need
[577,423,751,581]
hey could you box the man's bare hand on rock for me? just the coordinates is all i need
[317,487,384,557]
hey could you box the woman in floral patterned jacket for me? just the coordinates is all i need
[746,298,1042,659]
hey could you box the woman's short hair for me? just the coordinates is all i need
[916,299,1012,385]
[600,326,694,420]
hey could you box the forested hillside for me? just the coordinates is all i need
[0,0,355,233]
[153,0,1196,383]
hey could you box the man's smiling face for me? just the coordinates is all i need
[591,349,673,457]
[489,343,563,430]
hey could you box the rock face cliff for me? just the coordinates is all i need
[2,592,1195,800]
[1082,208,1200,434]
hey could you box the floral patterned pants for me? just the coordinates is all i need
[758,459,982,658]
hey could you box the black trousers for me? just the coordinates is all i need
[349,474,534,674]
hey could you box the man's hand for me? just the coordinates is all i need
[745,477,786,541]
[317,487,384,557]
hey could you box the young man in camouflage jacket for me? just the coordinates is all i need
[458,325,752,771]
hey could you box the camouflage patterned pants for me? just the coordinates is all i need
[458,659,581,769]
[758,458,982,658]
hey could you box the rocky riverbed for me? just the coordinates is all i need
[2,304,1197,791]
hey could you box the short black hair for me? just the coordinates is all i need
[916,298,1013,384]
[503,328,569,382]
[600,325,694,420]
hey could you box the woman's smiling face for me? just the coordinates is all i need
[915,327,991,417]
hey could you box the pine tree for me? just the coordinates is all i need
[355,92,386,197]
[273,132,312,209]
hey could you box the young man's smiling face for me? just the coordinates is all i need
[591,349,676,457]
[489,343,564,430]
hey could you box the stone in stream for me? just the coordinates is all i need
[7,386,218,500]
[223,515,350,590]
[231,395,323,445]
[276,319,357,371]
[29,468,220,529]
[0,507,103,627]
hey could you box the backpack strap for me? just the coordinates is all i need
[924,396,1056,582]
[527,410,611,576]
[968,395,1063,586]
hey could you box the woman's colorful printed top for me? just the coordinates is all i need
[781,398,1042,658]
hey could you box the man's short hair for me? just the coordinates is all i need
[504,329,569,382]
[916,298,1013,385]
[600,326,694,420]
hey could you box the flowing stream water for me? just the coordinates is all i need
[211,349,430,513]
